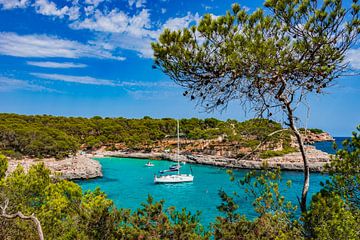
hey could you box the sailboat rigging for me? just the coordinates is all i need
[154,120,194,184]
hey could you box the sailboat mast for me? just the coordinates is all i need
[177,119,180,174]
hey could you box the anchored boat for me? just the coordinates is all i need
[154,120,194,184]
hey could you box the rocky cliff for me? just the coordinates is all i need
[302,131,334,143]
[6,155,103,180]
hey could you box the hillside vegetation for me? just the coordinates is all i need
[0,113,292,159]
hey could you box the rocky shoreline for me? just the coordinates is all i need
[5,144,332,180]
[6,155,103,180]
[95,145,332,172]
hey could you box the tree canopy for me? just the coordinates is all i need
[0,113,290,159]
[152,0,359,212]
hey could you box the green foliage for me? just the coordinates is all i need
[305,191,360,240]
[325,125,360,208]
[299,128,324,134]
[213,165,302,239]
[0,154,7,180]
[260,146,297,159]
[303,125,360,239]
[239,165,297,216]
[0,163,208,239]
[2,125,360,239]
[153,0,359,114]
[119,195,209,239]
[0,114,290,159]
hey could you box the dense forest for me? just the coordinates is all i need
[0,113,294,159]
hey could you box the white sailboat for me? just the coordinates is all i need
[154,120,194,184]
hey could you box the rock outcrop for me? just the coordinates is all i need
[302,131,334,143]
[6,155,103,180]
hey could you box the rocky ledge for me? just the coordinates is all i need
[102,145,331,172]
[6,155,103,180]
[302,131,334,144]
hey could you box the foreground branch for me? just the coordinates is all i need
[0,199,44,240]
[237,129,289,162]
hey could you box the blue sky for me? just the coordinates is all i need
[0,0,359,136]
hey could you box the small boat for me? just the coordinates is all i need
[154,120,194,184]
[169,164,181,171]
[145,162,154,167]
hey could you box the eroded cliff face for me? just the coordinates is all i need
[302,131,334,143]
[104,130,333,161]
[110,137,284,159]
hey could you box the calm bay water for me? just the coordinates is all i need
[77,138,345,226]
[77,158,324,226]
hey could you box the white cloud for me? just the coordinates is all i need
[85,0,103,7]
[0,32,125,60]
[0,0,29,9]
[128,0,146,8]
[0,76,51,92]
[1,1,201,60]
[27,61,87,68]
[74,11,201,58]
[31,72,175,88]
[162,12,200,31]
[31,72,117,86]
[70,9,152,36]
[346,49,360,70]
[33,0,80,20]
[161,8,166,14]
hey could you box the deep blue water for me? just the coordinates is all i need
[312,137,348,154]
[77,157,326,226]
[76,137,346,226]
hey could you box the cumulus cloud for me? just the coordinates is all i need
[0,32,125,60]
[70,9,152,36]
[27,61,87,68]
[73,11,200,58]
[1,1,202,59]
[0,0,29,9]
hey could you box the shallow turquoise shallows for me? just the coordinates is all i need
[76,157,326,226]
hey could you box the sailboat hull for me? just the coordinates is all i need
[154,174,194,184]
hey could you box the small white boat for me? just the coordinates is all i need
[145,162,154,167]
[154,120,194,184]
[154,174,193,183]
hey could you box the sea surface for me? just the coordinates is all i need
[313,137,348,154]
[77,137,347,226]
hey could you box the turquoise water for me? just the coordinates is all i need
[77,157,326,226]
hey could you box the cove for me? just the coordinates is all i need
[76,157,326,226]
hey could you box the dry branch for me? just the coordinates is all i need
[0,199,44,240]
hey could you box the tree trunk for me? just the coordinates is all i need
[285,103,309,213]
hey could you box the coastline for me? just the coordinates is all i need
[93,145,331,172]
[5,144,332,180]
